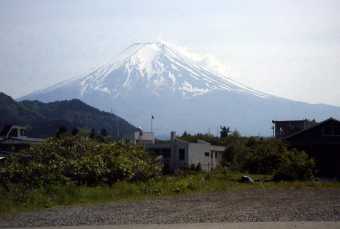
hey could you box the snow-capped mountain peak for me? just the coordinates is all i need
[20,41,340,136]
[76,41,268,98]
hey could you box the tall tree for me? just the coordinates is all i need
[56,126,67,138]
[100,128,108,137]
[220,126,230,138]
[182,131,189,137]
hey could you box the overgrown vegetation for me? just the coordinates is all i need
[180,128,316,180]
[0,128,327,215]
[2,169,339,215]
[0,136,161,189]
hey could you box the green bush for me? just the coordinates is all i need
[221,137,282,173]
[243,139,286,174]
[0,136,162,191]
[221,137,315,180]
[221,136,249,170]
[273,149,315,181]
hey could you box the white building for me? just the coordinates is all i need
[145,132,226,172]
[0,125,43,154]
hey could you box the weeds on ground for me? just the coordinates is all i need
[1,170,339,216]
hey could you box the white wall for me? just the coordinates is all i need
[188,143,211,171]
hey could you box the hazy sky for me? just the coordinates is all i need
[1,0,340,106]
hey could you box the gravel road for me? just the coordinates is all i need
[1,189,340,228]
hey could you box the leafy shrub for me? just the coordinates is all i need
[221,136,249,170]
[273,149,315,181]
[221,137,315,180]
[243,139,286,174]
[0,136,162,190]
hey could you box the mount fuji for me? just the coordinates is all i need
[21,42,340,136]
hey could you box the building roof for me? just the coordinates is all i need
[272,119,313,124]
[153,138,188,144]
[284,117,340,140]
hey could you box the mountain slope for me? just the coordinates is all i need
[0,92,136,138]
[21,42,340,136]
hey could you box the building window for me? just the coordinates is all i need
[161,148,171,158]
[9,129,18,137]
[336,127,340,136]
[179,148,185,160]
[322,126,340,136]
[154,149,160,154]
[205,152,209,157]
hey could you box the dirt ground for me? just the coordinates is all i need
[1,189,340,227]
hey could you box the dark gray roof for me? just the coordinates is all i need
[284,117,340,140]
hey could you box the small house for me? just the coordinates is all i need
[145,132,226,172]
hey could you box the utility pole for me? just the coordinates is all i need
[151,115,154,133]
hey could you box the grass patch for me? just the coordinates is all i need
[1,171,339,216]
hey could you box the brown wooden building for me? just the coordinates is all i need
[284,118,340,178]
